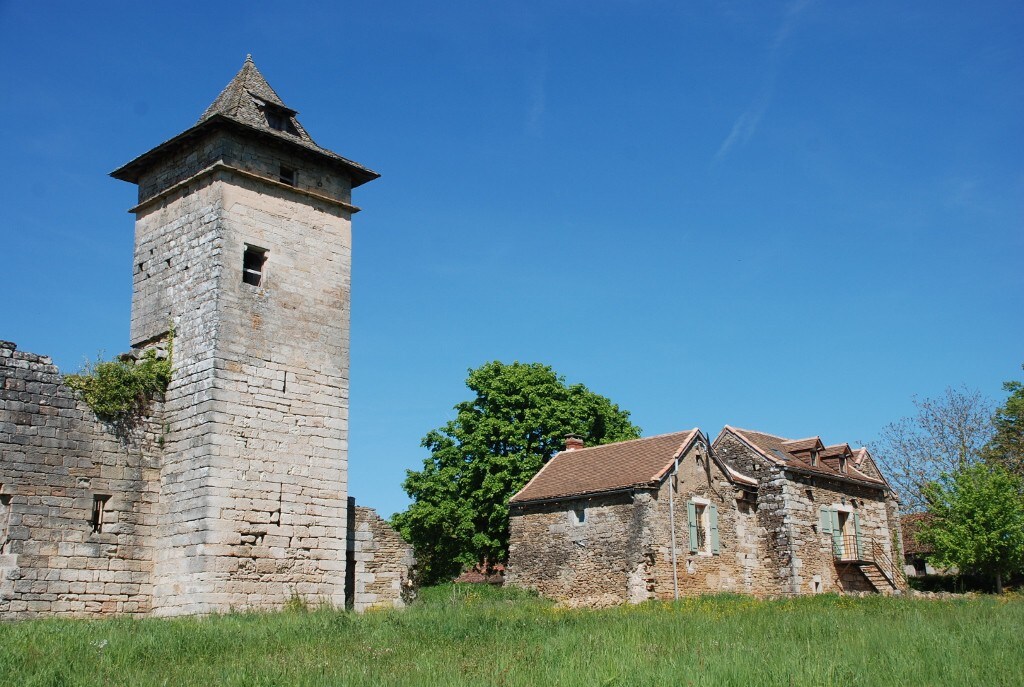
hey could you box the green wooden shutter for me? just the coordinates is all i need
[709,505,720,554]
[687,501,698,553]
[853,513,864,560]
[830,509,842,557]
[820,507,833,536]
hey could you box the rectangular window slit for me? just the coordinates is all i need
[91,494,110,533]
[279,166,296,186]
[243,245,268,286]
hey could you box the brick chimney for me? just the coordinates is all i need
[564,434,584,451]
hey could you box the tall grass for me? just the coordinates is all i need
[1,586,1021,686]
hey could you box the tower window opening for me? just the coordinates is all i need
[91,495,110,533]
[243,246,268,286]
[279,166,296,186]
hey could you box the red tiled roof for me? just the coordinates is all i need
[724,426,885,486]
[901,513,934,555]
[820,443,852,459]
[510,429,702,504]
[781,437,824,453]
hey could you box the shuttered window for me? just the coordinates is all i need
[687,501,720,555]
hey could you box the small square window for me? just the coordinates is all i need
[573,508,586,525]
[91,495,110,533]
[279,166,296,187]
[243,246,268,286]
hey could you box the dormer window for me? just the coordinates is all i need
[810,449,819,467]
[251,95,299,135]
[839,456,847,474]
[263,106,298,135]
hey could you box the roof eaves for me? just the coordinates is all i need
[649,428,701,482]
[510,483,657,507]
[111,115,379,186]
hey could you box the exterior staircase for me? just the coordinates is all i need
[858,561,898,593]
[835,537,905,594]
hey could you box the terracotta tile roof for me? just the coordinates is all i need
[901,513,934,555]
[820,443,852,459]
[724,426,886,487]
[781,437,824,453]
[510,429,702,504]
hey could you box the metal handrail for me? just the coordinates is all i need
[832,535,904,590]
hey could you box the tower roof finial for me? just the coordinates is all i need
[246,53,253,62]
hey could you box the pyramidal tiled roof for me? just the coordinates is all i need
[112,56,378,187]
[198,56,315,141]
[510,429,702,504]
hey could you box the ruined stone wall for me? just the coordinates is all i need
[0,342,161,618]
[647,445,771,598]
[349,502,414,612]
[507,492,654,606]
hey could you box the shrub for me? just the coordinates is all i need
[65,348,171,422]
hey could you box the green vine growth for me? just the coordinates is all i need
[65,331,173,422]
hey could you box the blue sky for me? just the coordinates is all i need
[1,1,1021,518]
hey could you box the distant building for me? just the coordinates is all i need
[900,513,951,577]
[506,427,906,604]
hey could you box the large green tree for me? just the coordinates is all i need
[393,361,641,584]
[983,365,1024,478]
[919,463,1024,593]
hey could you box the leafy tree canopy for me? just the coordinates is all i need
[983,365,1024,478]
[392,361,641,584]
[919,463,1024,593]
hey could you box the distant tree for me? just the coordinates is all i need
[983,365,1024,478]
[871,387,994,511]
[919,463,1024,593]
[392,361,641,585]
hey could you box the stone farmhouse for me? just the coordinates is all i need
[0,58,414,618]
[506,426,906,605]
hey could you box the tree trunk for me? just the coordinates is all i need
[996,571,1003,594]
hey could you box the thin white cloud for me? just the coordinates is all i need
[525,54,547,136]
[715,0,814,161]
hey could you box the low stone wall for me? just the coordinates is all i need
[348,500,415,612]
[1,341,162,618]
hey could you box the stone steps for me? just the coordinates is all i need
[858,562,896,594]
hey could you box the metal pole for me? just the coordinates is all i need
[669,457,679,601]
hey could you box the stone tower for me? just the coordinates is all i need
[111,57,378,615]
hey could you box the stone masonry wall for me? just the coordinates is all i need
[349,501,415,612]
[130,152,353,614]
[713,433,794,594]
[134,130,352,209]
[0,342,161,618]
[507,491,653,606]
[647,445,771,598]
[714,431,905,595]
[781,476,891,594]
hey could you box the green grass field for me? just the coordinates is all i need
[1,585,1021,686]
